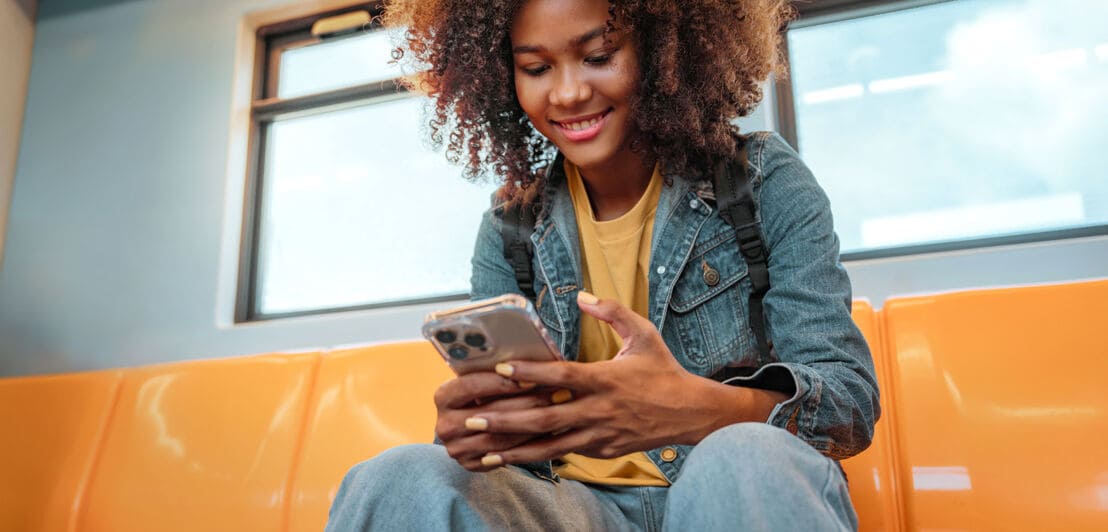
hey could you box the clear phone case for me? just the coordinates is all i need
[422,294,562,374]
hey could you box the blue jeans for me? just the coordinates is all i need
[326,423,858,531]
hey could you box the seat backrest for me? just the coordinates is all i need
[287,341,453,532]
[77,352,319,532]
[0,370,122,532]
[882,279,1108,531]
[840,299,902,532]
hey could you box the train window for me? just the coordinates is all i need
[781,0,1108,258]
[239,6,493,320]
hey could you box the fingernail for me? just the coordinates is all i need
[519,381,537,390]
[551,389,573,404]
[481,454,503,467]
[495,363,515,377]
[465,417,489,430]
[577,291,599,305]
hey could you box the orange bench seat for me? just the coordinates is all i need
[0,370,121,532]
[77,353,320,532]
[2,279,1106,531]
[881,280,1108,530]
[289,343,452,532]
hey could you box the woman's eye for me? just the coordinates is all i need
[584,53,613,65]
[521,65,549,76]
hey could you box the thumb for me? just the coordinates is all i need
[576,291,650,340]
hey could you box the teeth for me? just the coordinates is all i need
[562,116,601,131]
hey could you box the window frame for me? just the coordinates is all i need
[775,0,1108,261]
[235,3,470,322]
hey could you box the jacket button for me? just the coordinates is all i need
[660,447,678,462]
[656,266,666,275]
[703,267,720,286]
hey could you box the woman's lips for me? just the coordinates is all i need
[552,109,612,142]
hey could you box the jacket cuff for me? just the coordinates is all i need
[721,362,819,440]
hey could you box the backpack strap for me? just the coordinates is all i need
[499,154,564,301]
[713,137,772,360]
[501,198,537,300]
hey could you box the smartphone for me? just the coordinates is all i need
[422,294,562,375]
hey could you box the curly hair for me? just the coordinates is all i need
[384,0,794,202]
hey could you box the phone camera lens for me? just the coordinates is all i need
[464,333,487,348]
[447,345,468,360]
[435,329,457,344]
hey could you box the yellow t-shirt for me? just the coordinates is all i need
[554,160,670,487]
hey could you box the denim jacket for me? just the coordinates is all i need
[469,131,880,482]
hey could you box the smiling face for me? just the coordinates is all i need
[510,0,644,179]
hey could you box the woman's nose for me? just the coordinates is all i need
[549,69,592,107]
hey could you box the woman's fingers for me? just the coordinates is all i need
[493,359,598,392]
[441,393,564,471]
[462,394,591,436]
[576,290,652,339]
[576,291,675,363]
[483,429,600,466]
[434,371,534,410]
[436,389,561,441]
[445,432,535,471]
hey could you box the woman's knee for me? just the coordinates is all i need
[682,422,828,482]
[697,422,799,458]
[667,424,855,530]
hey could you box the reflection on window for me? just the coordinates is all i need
[788,0,1108,254]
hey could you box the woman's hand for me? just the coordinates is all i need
[434,370,562,471]
[456,292,789,471]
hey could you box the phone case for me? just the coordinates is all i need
[422,294,561,374]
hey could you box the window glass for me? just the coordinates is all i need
[788,0,1108,253]
[278,30,402,99]
[257,96,497,314]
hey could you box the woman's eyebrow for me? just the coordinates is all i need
[511,25,609,54]
[571,26,608,47]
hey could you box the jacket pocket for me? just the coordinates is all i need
[667,230,756,370]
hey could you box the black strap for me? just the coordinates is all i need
[500,154,564,301]
[712,138,772,360]
[501,199,537,299]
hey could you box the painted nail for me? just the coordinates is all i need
[481,454,504,467]
[465,417,489,431]
[495,363,515,377]
[551,389,573,404]
[519,381,537,390]
[577,291,599,305]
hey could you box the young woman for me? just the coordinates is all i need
[328,0,879,529]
